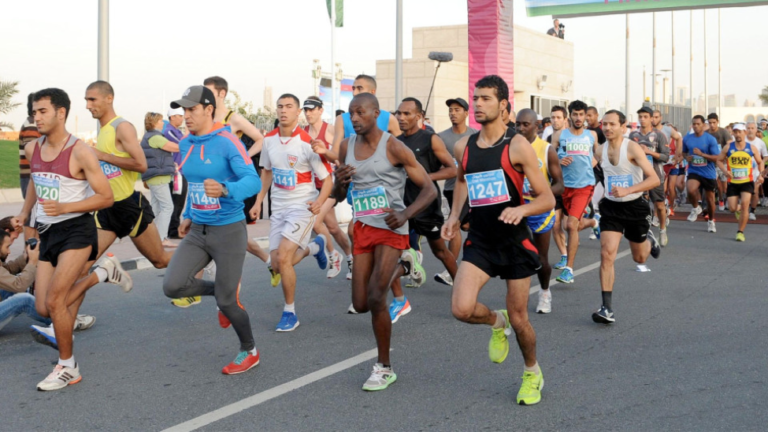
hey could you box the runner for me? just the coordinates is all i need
[552,100,600,284]
[745,122,768,220]
[628,107,670,246]
[681,115,720,232]
[654,112,684,216]
[594,110,661,324]
[16,88,119,391]
[435,97,477,286]
[716,123,764,241]
[252,94,332,332]
[547,106,570,270]
[442,75,553,406]
[707,113,731,211]
[515,109,563,314]
[332,92,436,391]
[161,85,262,374]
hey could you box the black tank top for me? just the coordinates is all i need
[462,128,531,251]
[400,129,443,223]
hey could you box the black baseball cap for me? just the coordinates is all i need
[637,106,654,116]
[303,98,323,110]
[446,98,469,111]
[171,85,216,109]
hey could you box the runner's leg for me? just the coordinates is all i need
[426,237,458,279]
[506,277,536,367]
[131,223,173,269]
[532,231,552,290]
[451,261,494,325]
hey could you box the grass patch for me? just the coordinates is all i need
[0,140,20,189]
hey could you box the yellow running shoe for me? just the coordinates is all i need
[269,265,281,287]
[171,296,201,308]
[736,232,745,242]
[488,310,510,363]
[517,369,544,406]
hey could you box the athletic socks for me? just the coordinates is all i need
[266,256,271,266]
[250,348,258,356]
[346,254,353,263]
[307,242,320,256]
[492,311,506,329]
[524,362,541,375]
[284,303,296,314]
[59,356,76,368]
[93,267,108,283]
[601,291,613,309]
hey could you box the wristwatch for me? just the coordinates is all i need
[221,184,229,198]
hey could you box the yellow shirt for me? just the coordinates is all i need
[523,137,551,203]
[96,116,138,201]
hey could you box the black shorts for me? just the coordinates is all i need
[555,195,564,211]
[442,190,471,227]
[648,185,666,203]
[726,182,754,197]
[462,237,540,280]
[598,197,651,244]
[38,213,98,267]
[443,189,454,208]
[687,173,717,192]
[409,217,444,241]
[95,191,155,238]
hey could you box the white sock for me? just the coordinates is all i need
[346,254,353,262]
[565,266,573,272]
[284,303,295,313]
[307,242,320,255]
[250,347,258,355]
[266,256,271,266]
[492,311,506,329]
[524,362,541,375]
[94,267,108,283]
[58,356,76,368]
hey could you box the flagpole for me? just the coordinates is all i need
[331,0,337,116]
[395,0,403,109]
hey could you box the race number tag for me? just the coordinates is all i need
[351,186,389,217]
[32,173,61,202]
[646,155,654,165]
[189,182,221,211]
[522,178,533,203]
[566,141,591,157]
[99,161,123,179]
[607,174,633,196]
[732,168,749,181]
[272,167,297,190]
[692,155,707,167]
[465,169,511,207]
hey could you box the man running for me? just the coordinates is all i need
[515,109,563,314]
[17,88,117,390]
[435,97,477,286]
[593,110,661,324]
[716,123,764,241]
[745,122,768,220]
[629,107,670,246]
[681,115,720,232]
[332,93,435,391]
[547,106,570,270]
[707,113,731,210]
[443,75,553,406]
[653,111,684,215]
[253,94,332,332]
[551,100,600,284]
[162,85,262,374]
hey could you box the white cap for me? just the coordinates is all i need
[167,107,184,117]
[732,123,746,131]
[537,114,543,121]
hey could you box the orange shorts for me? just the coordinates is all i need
[562,186,594,221]
[352,220,409,255]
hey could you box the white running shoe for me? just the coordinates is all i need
[718,202,725,211]
[687,206,702,222]
[434,270,453,286]
[326,250,342,279]
[660,230,668,247]
[347,303,360,314]
[204,261,217,281]
[98,253,133,293]
[708,220,717,233]
[536,288,552,314]
[346,259,353,280]
[588,232,597,240]
[37,364,82,391]
[362,363,397,391]
[652,216,660,227]
[74,315,96,331]
[749,212,757,221]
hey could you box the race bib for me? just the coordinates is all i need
[99,161,123,179]
[522,178,533,203]
[607,174,633,196]
[692,155,707,167]
[465,169,511,207]
[272,167,297,190]
[351,186,389,217]
[32,173,60,202]
[566,141,591,157]
[732,168,749,181]
[188,182,221,211]
[647,155,654,165]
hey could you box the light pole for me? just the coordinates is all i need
[395,0,403,109]
[661,69,671,105]
[98,0,109,82]
[312,59,321,97]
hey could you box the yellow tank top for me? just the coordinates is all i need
[223,110,244,139]
[523,137,551,203]
[96,116,138,201]
[725,142,754,185]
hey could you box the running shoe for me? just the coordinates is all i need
[326,250,342,279]
[30,324,61,350]
[488,310,510,363]
[362,363,397,391]
[389,297,412,323]
[553,255,568,270]
[652,216,660,227]
[592,305,615,324]
[203,261,217,281]
[400,248,425,287]
[312,235,329,270]
[222,350,260,375]
[276,311,300,332]
[98,253,133,293]
[647,230,661,259]
[517,370,544,406]
[669,209,675,217]
[665,216,671,228]
[556,267,574,284]
[592,214,601,239]
[707,220,717,233]
[346,260,353,280]
[588,232,597,240]
[347,303,360,314]
[268,265,281,287]
[736,232,746,242]
[74,314,96,331]
[659,229,668,248]
[735,211,741,221]
[36,364,82,391]
[171,296,202,308]
[434,270,453,287]
[218,308,231,329]
[687,206,702,222]
[718,200,725,211]
[749,212,757,221]
[536,288,552,314]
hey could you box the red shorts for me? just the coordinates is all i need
[352,220,409,255]
[663,164,674,177]
[562,186,594,220]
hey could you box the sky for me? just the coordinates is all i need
[2,0,768,134]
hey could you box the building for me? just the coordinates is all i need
[375,24,574,132]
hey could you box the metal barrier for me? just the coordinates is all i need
[651,103,692,129]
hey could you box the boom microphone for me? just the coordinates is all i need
[428,52,454,63]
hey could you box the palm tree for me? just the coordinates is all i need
[760,86,768,107]
[0,80,21,129]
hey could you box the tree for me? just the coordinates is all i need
[0,80,21,129]
[225,90,277,131]
[760,86,768,107]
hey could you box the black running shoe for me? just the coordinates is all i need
[647,230,661,259]
[591,306,615,324]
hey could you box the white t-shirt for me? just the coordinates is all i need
[260,127,329,213]
[541,125,553,141]
[749,137,768,158]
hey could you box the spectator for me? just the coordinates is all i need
[162,108,187,239]
[140,112,178,248]
[547,19,565,39]
[18,93,41,241]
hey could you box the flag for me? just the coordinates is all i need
[326,0,343,27]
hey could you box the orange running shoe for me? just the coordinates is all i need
[222,350,260,375]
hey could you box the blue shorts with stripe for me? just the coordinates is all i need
[526,210,556,234]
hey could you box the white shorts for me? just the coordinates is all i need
[269,208,316,251]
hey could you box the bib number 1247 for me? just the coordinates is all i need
[465,169,511,207]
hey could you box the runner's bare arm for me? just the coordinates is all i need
[546,145,564,197]
[308,153,332,214]
[591,130,600,167]
[51,143,114,215]
[624,141,661,193]
[388,115,402,136]
[94,121,148,173]
[509,135,555,218]
[232,113,264,155]
[16,142,38,225]
[714,146,729,175]
[441,136,469,240]
[331,139,351,201]
[429,134,457,181]
[387,136,437,222]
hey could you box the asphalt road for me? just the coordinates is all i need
[1,219,767,432]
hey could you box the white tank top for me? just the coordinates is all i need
[602,138,644,202]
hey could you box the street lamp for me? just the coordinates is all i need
[660,69,671,104]
[312,59,322,96]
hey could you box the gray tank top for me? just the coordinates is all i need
[345,132,408,235]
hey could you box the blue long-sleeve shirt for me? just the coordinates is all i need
[179,123,261,226]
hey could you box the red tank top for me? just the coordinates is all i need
[304,122,333,189]
[31,135,77,179]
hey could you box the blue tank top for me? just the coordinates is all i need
[557,128,596,188]
[343,111,391,138]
